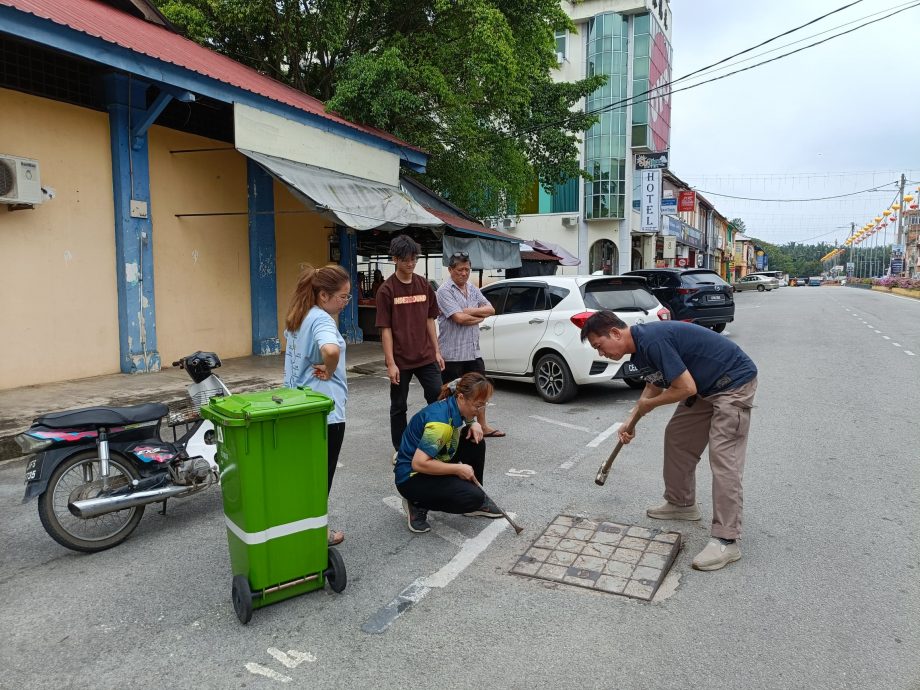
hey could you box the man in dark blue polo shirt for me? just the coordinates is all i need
[581,312,758,571]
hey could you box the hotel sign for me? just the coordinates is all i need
[640,170,662,232]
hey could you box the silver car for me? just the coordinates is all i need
[733,274,779,292]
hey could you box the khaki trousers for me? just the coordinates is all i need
[662,378,757,540]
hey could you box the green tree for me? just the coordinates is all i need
[154,0,605,217]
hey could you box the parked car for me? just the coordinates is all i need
[623,268,734,333]
[808,276,823,286]
[795,276,809,286]
[478,275,671,403]
[733,274,780,292]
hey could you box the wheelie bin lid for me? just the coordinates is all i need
[200,387,333,426]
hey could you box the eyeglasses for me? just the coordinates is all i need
[338,293,352,303]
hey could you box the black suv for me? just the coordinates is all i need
[623,268,734,332]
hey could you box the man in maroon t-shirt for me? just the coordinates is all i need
[376,235,445,455]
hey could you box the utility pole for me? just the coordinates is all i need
[847,221,855,278]
[895,172,906,276]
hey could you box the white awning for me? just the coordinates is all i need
[240,150,442,231]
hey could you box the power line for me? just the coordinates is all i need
[515,0,919,137]
[680,1,917,81]
[692,182,899,202]
[660,2,920,106]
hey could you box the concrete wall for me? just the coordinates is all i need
[0,89,120,388]
[274,182,329,344]
[0,89,335,389]
[147,128,254,364]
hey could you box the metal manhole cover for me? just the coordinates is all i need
[510,514,681,601]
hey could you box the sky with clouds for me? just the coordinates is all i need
[668,0,920,246]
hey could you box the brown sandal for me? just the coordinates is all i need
[327,529,345,546]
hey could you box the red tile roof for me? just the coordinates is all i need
[2,0,423,153]
[425,208,522,243]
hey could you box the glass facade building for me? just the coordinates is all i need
[631,12,672,152]
[584,13,628,220]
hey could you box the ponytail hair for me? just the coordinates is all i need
[285,263,350,332]
[438,372,493,402]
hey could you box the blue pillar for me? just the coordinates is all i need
[247,159,281,355]
[104,74,160,374]
[337,226,363,344]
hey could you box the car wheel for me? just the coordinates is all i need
[757,284,765,292]
[711,323,726,333]
[535,353,577,403]
[623,376,646,390]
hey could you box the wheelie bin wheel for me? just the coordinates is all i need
[232,575,253,624]
[325,547,347,593]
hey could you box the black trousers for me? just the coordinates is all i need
[327,422,345,493]
[441,357,486,384]
[396,431,486,514]
[389,361,443,451]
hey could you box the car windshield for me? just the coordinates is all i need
[682,272,729,286]
[583,280,659,312]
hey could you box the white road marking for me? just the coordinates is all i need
[382,495,467,546]
[422,517,511,588]
[587,421,623,448]
[363,512,511,633]
[874,330,881,333]
[558,460,575,470]
[906,351,916,356]
[866,324,875,329]
[529,415,594,433]
[245,663,292,683]
[893,342,902,347]
[506,468,537,477]
[267,649,316,669]
[882,336,891,340]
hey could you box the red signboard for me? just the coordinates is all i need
[678,191,696,212]
[675,257,689,267]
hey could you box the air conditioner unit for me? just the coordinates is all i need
[0,154,42,205]
[502,217,516,229]
[561,216,579,228]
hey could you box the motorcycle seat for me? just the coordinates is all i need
[35,403,169,429]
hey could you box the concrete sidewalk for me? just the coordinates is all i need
[0,341,386,464]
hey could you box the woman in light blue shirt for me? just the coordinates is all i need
[284,264,351,546]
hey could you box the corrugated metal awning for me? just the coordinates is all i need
[241,150,442,231]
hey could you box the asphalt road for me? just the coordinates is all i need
[1,286,917,689]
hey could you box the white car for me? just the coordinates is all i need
[478,275,671,403]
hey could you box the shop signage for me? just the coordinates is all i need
[635,152,669,170]
[661,197,677,214]
[678,190,696,212]
[640,169,661,232]
[676,257,689,267]
[663,216,702,249]
[662,235,676,258]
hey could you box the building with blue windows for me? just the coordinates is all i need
[506,0,673,274]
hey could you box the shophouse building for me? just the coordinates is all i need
[0,0,518,389]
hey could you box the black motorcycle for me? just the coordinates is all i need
[18,352,228,552]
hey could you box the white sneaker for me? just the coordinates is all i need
[692,538,741,571]
[646,501,701,521]
[392,451,398,466]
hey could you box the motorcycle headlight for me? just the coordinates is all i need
[14,432,53,453]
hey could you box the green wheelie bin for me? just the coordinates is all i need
[200,387,346,624]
